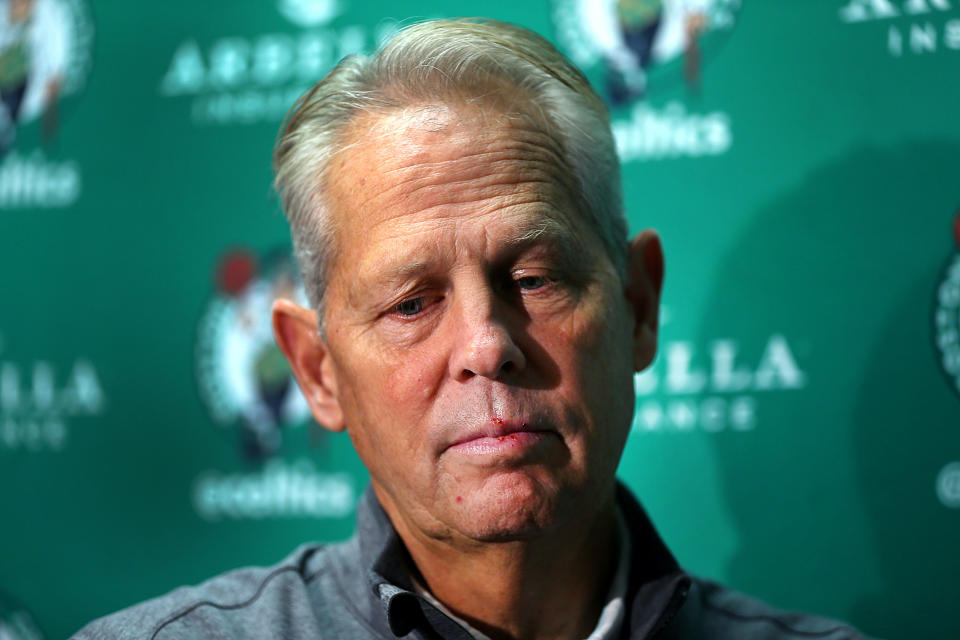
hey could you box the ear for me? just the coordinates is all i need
[624,229,665,372]
[271,299,345,432]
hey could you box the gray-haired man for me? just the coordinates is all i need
[73,19,870,640]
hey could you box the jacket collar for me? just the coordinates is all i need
[614,483,691,639]
[354,483,690,639]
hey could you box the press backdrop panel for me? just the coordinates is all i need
[1,1,958,638]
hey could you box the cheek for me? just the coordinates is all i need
[552,292,635,441]
[338,345,444,451]
[384,345,445,406]
[554,293,631,384]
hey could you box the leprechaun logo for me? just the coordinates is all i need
[0,0,92,208]
[551,0,740,104]
[933,210,960,398]
[0,0,92,151]
[195,248,313,460]
[551,0,740,161]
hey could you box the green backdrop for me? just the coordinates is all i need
[1,1,958,638]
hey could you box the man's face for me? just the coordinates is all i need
[314,104,637,544]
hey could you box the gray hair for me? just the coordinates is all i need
[273,18,626,326]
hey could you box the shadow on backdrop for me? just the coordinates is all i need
[695,140,960,639]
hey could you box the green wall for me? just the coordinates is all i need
[1,1,958,638]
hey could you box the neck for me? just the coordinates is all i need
[386,493,619,640]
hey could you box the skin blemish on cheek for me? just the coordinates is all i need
[456,496,462,503]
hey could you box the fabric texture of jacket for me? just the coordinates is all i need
[72,484,872,640]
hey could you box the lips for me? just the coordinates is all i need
[444,417,554,455]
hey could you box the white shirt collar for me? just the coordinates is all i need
[412,506,632,640]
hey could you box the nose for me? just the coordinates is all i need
[448,291,526,382]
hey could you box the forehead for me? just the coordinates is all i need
[326,102,585,251]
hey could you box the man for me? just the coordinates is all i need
[73,19,868,640]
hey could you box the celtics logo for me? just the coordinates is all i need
[933,211,960,509]
[551,0,740,106]
[196,248,312,460]
[0,0,92,152]
[934,211,960,399]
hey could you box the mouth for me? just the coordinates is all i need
[444,418,556,457]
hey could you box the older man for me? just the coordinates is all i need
[73,19,868,640]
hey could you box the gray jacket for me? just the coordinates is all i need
[72,485,870,639]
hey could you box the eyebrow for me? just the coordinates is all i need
[504,215,582,256]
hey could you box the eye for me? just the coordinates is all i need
[516,275,549,291]
[394,298,425,316]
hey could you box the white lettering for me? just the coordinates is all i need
[209,39,250,87]
[753,335,806,390]
[1,359,104,415]
[667,400,698,431]
[754,335,807,390]
[62,360,105,413]
[161,25,378,97]
[889,25,904,55]
[710,340,752,392]
[840,0,899,22]
[614,103,732,161]
[193,459,356,520]
[632,396,756,433]
[666,342,707,394]
[190,86,311,125]
[1,363,20,411]
[634,334,807,395]
[295,31,333,79]
[910,22,939,52]
[730,396,757,430]
[0,151,82,208]
[704,113,733,154]
[252,34,295,85]
[946,19,960,47]
[160,41,206,95]
[0,357,105,452]
[700,397,726,432]
[0,417,67,451]
[634,401,664,431]
[906,0,953,12]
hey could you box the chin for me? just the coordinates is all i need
[451,470,571,541]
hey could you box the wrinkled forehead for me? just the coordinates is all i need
[326,100,586,238]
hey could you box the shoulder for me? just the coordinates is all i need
[70,542,343,640]
[664,577,874,640]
